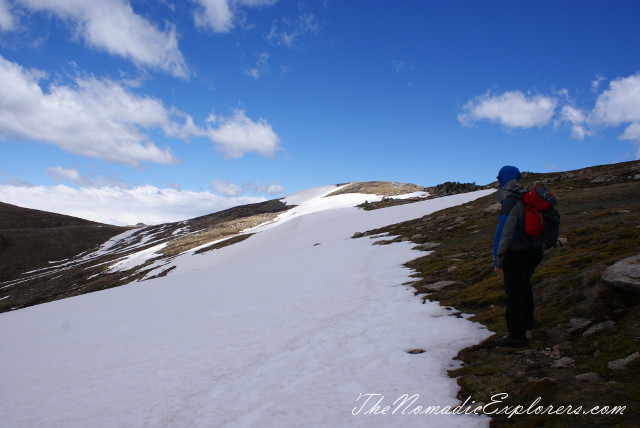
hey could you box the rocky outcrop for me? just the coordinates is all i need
[602,254,640,294]
[425,181,484,197]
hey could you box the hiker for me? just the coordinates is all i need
[492,165,543,348]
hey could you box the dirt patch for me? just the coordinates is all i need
[326,181,427,197]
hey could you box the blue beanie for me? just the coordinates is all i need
[497,165,520,188]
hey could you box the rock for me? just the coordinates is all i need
[422,281,457,291]
[583,320,616,336]
[634,174,640,180]
[542,175,561,184]
[414,242,441,251]
[590,175,616,183]
[410,234,424,241]
[484,203,500,214]
[602,254,640,294]
[617,210,631,214]
[608,352,640,370]
[551,357,575,368]
[454,216,465,224]
[567,318,592,333]
[574,372,602,382]
[558,237,568,246]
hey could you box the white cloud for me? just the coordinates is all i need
[244,52,269,80]
[211,179,246,197]
[267,13,319,48]
[246,181,285,195]
[559,105,590,139]
[587,73,640,156]
[620,122,640,142]
[211,179,285,197]
[0,55,187,166]
[458,91,557,129]
[16,0,188,77]
[194,0,277,33]
[47,166,88,185]
[0,183,267,225]
[592,74,640,125]
[46,166,129,188]
[205,110,281,158]
[0,0,16,31]
[591,75,605,92]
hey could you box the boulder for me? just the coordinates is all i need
[583,320,616,336]
[602,254,640,294]
[551,357,575,369]
[608,352,640,370]
[567,318,592,333]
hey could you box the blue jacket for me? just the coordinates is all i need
[493,166,531,268]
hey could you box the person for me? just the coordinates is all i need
[492,165,543,348]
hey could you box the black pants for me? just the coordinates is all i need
[503,248,543,339]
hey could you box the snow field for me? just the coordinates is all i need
[0,188,494,427]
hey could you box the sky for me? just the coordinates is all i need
[0,0,639,225]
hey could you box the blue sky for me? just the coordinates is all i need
[1,0,639,225]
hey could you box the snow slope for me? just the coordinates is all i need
[0,187,494,427]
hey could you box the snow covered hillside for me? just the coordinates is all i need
[0,185,494,427]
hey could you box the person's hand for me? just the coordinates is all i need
[494,266,501,274]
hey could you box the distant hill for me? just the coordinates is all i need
[0,202,126,282]
[0,198,293,311]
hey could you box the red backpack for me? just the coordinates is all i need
[522,186,560,249]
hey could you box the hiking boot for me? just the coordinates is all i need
[494,336,528,348]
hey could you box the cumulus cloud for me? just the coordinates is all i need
[205,110,281,158]
[0,55,189,166]
[458,91,557,129]
[576,72,640,156]
[0,182,267,225]
[211,179,245,197]
[16,0,188,77]
[0,0,16,31]
[558,105,590,139]
[459,73,640,157]
[194,0,277,33]
[244,52,270,80]
[591,73,640,139]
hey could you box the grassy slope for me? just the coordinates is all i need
[0,202,125,281]
[357,160,640,427]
